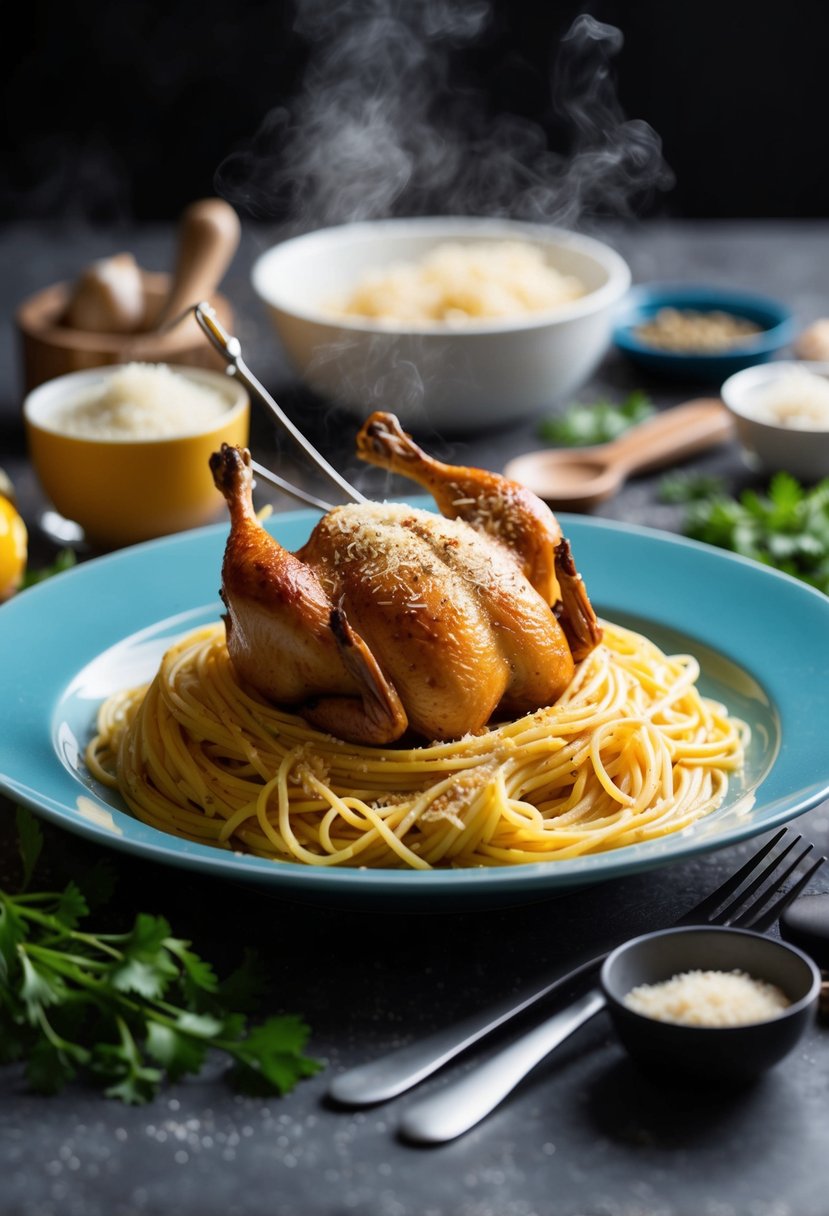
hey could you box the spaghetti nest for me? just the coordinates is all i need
[87,621,747,870]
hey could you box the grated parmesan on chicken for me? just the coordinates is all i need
[624,968,791,1027]
[52,363,230,440]
[318,501,504,593]
[329,240,586,326]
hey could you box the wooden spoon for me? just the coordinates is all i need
[152,197,241,330]
[503,398,734,510]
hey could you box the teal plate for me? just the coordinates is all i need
[1,506,828,909]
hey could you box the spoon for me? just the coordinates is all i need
[503,398,734,510]
[152,197,241,330]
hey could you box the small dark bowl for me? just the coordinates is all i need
[612,283,795,382]
[600,926,820,1086]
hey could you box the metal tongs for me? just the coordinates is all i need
[191,301,368,513]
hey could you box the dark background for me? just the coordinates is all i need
[4,0,829,229]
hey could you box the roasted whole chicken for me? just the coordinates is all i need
[210,412,602,745]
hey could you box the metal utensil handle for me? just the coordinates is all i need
[249,460,334,513]
[233,355,368,505]
[194,302,368,506]
[398,989,606,1145]
[327,951,605,1106]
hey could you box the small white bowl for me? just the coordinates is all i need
[721,361,829,482]
[252,216,631,432]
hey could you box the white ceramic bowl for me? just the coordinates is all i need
[251,217,631,432]
[720,361,829,482]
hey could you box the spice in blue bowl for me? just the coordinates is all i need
[613,283,795,381]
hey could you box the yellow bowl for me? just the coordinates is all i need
[23,365,249,548]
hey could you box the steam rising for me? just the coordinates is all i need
[217,6,673,230]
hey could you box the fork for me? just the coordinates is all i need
[395,831,824,1144]
[328,829,823,1124]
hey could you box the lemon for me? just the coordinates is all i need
[0,493,28,601]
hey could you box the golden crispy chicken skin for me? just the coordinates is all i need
[209,412,601,745]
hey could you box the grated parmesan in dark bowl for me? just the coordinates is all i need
[601,925,821,1084]
[623,968,790,1027]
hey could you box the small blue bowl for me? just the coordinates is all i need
[613,283,795,382]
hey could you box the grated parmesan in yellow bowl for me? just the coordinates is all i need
[51,362,230,440]
[24,363,249,547]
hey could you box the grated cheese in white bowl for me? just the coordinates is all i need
[329,240,586,327]
[624,968,791,1027]
[745,366,829,430]
[52,363,230,440]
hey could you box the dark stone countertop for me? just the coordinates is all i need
[1,218,828,1216]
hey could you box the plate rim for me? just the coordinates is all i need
[2,508,828,901]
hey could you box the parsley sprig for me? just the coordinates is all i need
[1,808,322,1103]
[658,471,728,504]
[677,472,829,593]
[21,548,77,588]
[538,391,654,446]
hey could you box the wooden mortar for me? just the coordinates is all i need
[16,271,234,393]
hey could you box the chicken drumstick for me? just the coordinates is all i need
[210,414,601,745]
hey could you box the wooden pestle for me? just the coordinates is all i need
[152,198,241,331]
[61,198,240,340]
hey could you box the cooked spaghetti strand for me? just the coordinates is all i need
[86,621,747,869]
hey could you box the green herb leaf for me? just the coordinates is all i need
[0,899,26,983]
[145,1022,208,1082]
[539,391,654,447]
[15,806,44,891]
[21,548,77,589]
[54,882,89,930]
[2,816,321,1103]
[105,914,180,999]
[658,471,728,504]
[229,1015,323,1096]
[108,960,179,1001]
[165,939,220,995]
[98,1032,165,1105]
[680,473,829,593]
[19,954,67,1021]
